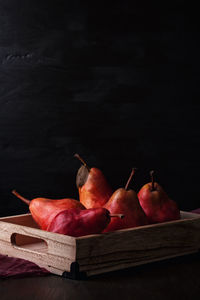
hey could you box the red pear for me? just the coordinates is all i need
[103,169,148,232]
[75,154,113,209]
[137,171,180,224]
[12,190,85,230]
[47,208,123,237]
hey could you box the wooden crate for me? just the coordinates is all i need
[0,211,200,279]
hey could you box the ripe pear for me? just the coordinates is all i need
[12,190,85,230]
[74,154,113,208]
[103,169,148,232]
[47,208,123,237]
[137,171,180,224]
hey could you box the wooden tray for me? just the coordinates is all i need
[0,211,200,279]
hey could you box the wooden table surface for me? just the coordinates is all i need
[0,253,200,300]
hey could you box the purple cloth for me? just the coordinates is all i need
[190,208,200,214]
[0,254,50,278]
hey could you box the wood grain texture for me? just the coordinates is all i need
[0,1,199,220]
[0,211,200,277]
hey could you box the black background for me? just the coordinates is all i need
[0,1,199,217]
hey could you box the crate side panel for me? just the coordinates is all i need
[85,250,199,276]
[0,239,73,273]
[75,218,200,271]
[0,220,76,260]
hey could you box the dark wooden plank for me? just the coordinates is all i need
[0,1,199,219]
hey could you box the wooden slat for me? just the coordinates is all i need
[180,210,200,219]
[85,250,199,276]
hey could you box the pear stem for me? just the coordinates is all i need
[12,190,30,205]
[74,153,90,171]
[110,214,124,219]
[150,170,155,191]
[125,168,136,190]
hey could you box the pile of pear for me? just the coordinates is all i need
[12,154,180,235]
[75,155,180,232]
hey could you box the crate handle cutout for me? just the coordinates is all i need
[11,233,48,253]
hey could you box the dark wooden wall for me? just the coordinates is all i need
[0,1,199,216]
